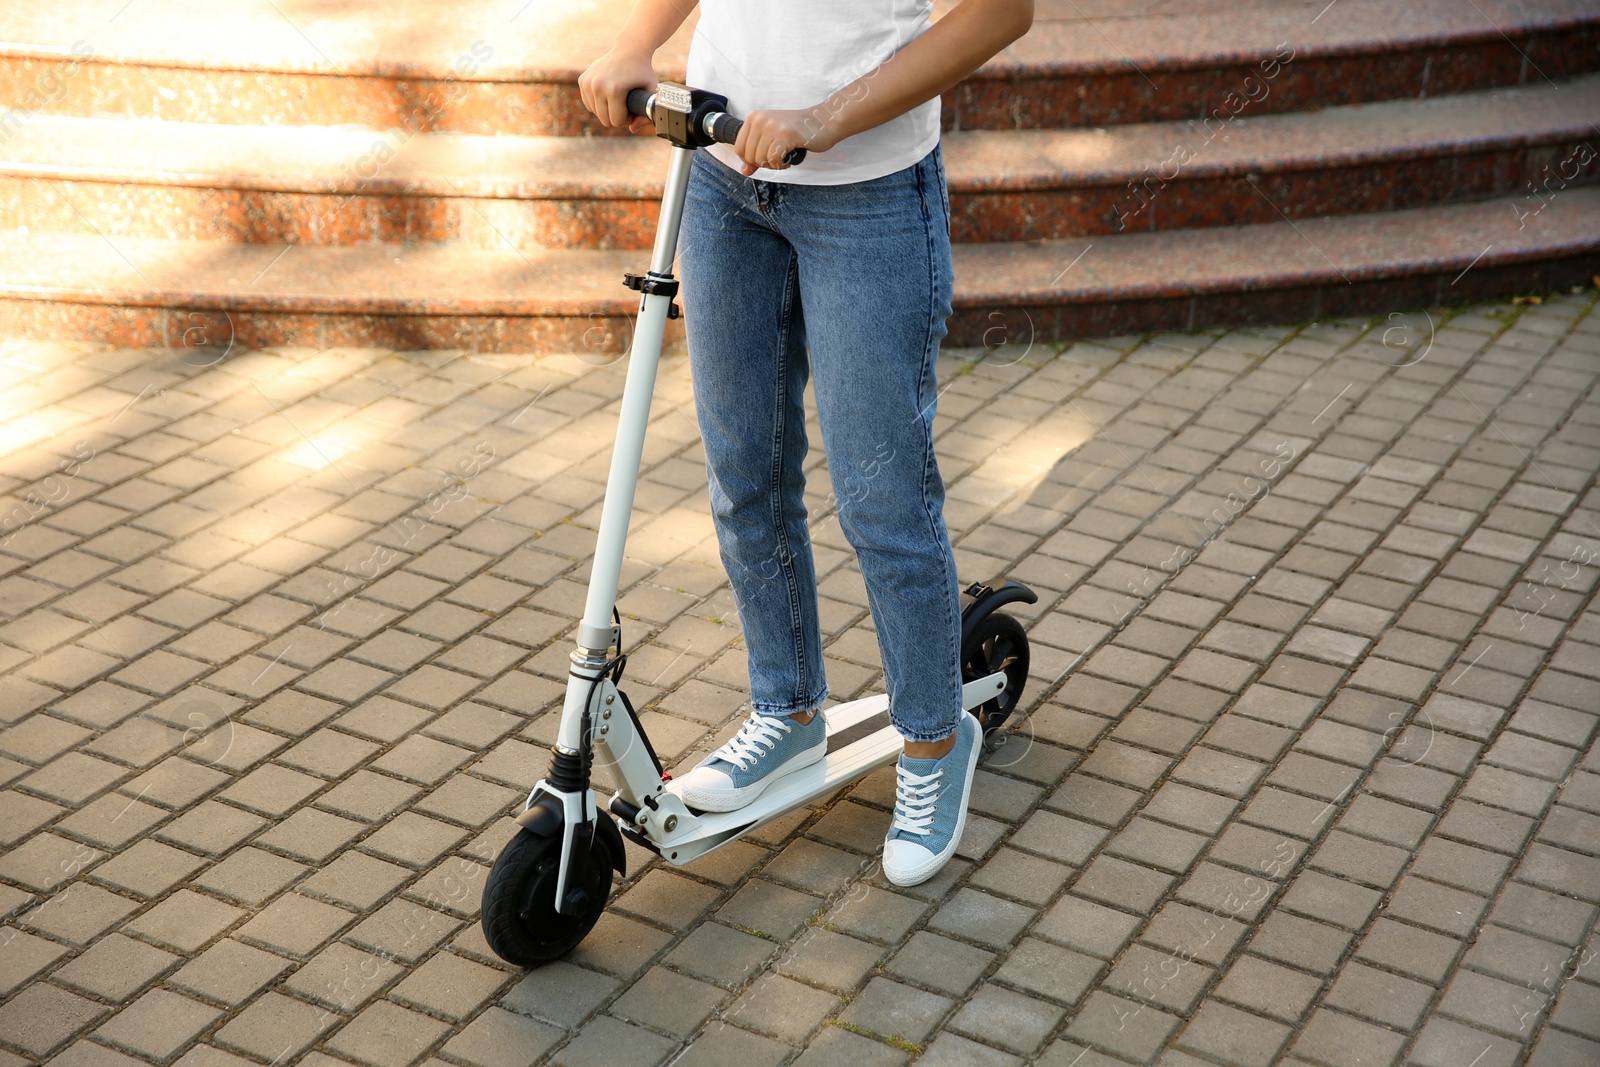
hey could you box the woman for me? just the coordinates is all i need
[579,0,1034,887]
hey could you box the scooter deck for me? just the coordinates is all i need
[648,673,1004,864]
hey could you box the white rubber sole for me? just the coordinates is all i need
[882,715,983,887]
[675,739,828,813]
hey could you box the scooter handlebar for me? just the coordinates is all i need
[626,88,807,167]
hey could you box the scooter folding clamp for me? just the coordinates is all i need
[623,272,681,319]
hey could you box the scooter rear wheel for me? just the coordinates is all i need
[481,819,614,967]
[962,611,1030,735]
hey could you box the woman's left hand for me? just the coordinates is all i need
[732,108,841,175]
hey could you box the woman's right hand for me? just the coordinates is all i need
[578,47,657,133]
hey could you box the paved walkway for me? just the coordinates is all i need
[0,292,1597,1067]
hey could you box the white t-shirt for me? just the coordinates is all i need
[685,0,941,186]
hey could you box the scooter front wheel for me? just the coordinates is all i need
[481,818,615,967]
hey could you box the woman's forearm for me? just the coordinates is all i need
[821,0,1033,143]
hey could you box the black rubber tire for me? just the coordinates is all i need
[962,612,1030,735]
[481,820,614,967]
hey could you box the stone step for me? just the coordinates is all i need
[3,187,1594,351]
[6,76,1596,250]
[2,0,1594,134]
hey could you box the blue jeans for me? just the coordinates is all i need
[677,145,962,743]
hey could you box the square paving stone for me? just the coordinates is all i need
[824,885,928,944]
[565,912,675,979]
[0,983,109,1056]
[1409,1017,1520,1067]
[725,972,838,1044]
[1462,924,1572,989]
[715,879,821,940]
[217,763,324,818]
[1385,875,1488,937]
[192,846,308,906]
[95,989,222,1063]
[1008,810,1107,866]
[1488,882,1597,945]
[949,983,1065,1056]
[993,937,1103,1004]
[1105,816,1209,874]
[411,774,517,827]
[0,832,104,892]
[441,1007,563,1067]
[885,931,994,997]
[121,757,229,811]
[1105,944,1214,1014]
[297,851,412,911]
[549,1015,676,1067]
[1352,917,1459,984]
[966,847,1074,907]
[0,930,68,996]
[1323,960,1434,1030]
[285,942,404,1012]
[839,976,953,1045]
[347,898,461,965]
[1412,836,1514,895]
[609,965,727,1038]
[669,1025,791,1067]
[359,812,468,867]
[1279,870,1382,930]
[1214,954,1325,1023]
[55,793,166,850]
[1075,855,1176,915]
[315,770,424,823]
[277,728,382,779]
[762,838,871,896]
[928,887,1035,949]
[125,889,244,953]
[16,882,138,945]
[389,950,510,1021]
[43,1037,153,1067]
[51,933,179,1001]
[154,801,267,857]
[614,869,723,932]
[665,922,777,988]
[169,938,292,1006]
[791,1025,908,1067]
[501,960,621,1028]
[1063,991,1180,1063]
[1175,1000,1293,1067]
[917,1033,1023,1067]
[254,807,366,864]
[1143,781,1238,834]
[1141,900,1247,966]
[1308,829,1410,889]
[1289,1007,1407,1067]
[235,892,357,957]
[1032,894,1141,962]
[371,735,473,786]
[324,1000,451,1067]
[778,927,885,993]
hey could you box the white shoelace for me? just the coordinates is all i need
[712,715,793,771]
[890,764,944,836]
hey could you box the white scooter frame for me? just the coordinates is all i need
[480,83,1035,967]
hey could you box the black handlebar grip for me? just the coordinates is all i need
[626,88,651,118]
[708,113,808,166]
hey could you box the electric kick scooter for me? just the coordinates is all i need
[480,82,1039,966]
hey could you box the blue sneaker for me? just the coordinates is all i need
[883,711,981,886]
[676,711,828,812]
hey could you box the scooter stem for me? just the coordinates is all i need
[574,145,697,654]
